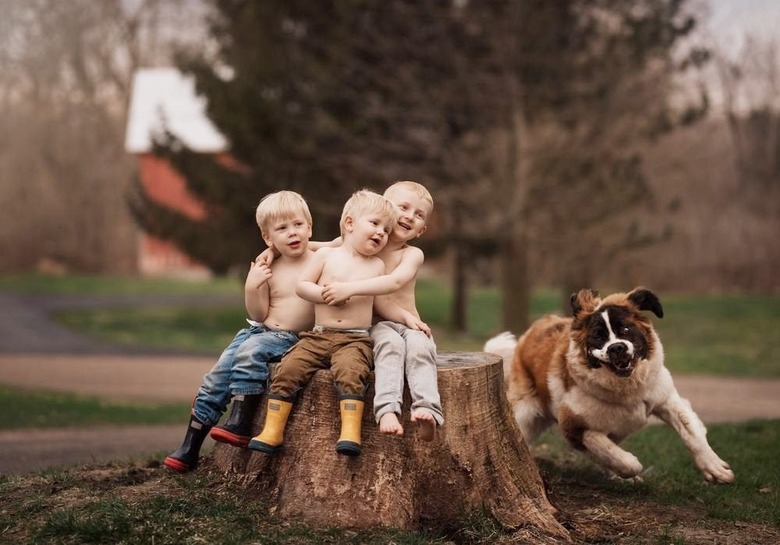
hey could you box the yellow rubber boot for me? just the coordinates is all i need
[248,398,293,454]
[336,398,365,456]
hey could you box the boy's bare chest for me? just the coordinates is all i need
[269,260,307,297]
[322,254,379,282]
[379,245,410,274]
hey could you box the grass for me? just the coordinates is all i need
[0,272,240,296]
[0,468,444,545]
[57,306,240,354]
[0,420,777,542]
[0,385,190,429]
[536,419,780,527]
[654,292,780,377]
[42,277,780,377]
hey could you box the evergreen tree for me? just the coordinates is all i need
[129,0,706,332]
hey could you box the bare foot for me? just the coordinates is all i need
[379,413,404,436]
[411,410,436,441]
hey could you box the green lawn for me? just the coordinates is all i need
[0,273,240,296]
[31,276,779,377]
[537,419,780,527]
[0,385,190,429]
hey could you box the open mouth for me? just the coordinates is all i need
[608,358,635,377]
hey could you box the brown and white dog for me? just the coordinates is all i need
[484,287,734,484]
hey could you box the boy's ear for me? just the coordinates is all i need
[417,224,428,238]
[343,215,354,232]
[261,231,273,248]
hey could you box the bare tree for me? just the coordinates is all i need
[716,35,780,215]
[0,0,208,273]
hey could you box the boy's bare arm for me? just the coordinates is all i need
[295,249,329,304]
[308,236,342,251]
[322,247,423,305]
[374,295,431,337]
[244,261,272,321]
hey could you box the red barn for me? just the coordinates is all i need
[124,67,227,277]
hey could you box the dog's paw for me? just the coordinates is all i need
[608,471,644,484]
[611,452,644,479]
[697,454,735,484]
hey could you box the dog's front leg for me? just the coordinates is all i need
[559,406,643,478]
[652,390,735,484]
[580,430,644,479]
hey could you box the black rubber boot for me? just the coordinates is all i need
[210,394,262,448]
[164,417,212,473]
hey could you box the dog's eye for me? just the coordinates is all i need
[621,326,630,334]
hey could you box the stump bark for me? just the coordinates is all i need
[212,351,567,537]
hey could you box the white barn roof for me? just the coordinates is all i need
[125,67,227,154]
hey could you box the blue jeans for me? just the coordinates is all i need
[192,324,299,426]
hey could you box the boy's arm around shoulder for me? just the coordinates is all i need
[308,236,342,252]
[322,246,424,305]
[256,236,339,266]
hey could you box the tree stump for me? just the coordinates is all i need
[212,351,567,538]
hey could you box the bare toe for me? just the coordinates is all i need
[411,411,436,442]
[379,413,404,436]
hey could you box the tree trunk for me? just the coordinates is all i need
[500,230,530,333]
[211,352,567,538]
[451,203,468,332]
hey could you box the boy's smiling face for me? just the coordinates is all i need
[385,186,431,242]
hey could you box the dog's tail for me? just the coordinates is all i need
[483,331,517,380]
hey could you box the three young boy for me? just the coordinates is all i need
[165,182,438,471]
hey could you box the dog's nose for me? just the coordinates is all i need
[608,344,627,357]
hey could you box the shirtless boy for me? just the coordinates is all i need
[164,190,315,472]
[321,181,441,441]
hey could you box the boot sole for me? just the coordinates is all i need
[164,456,194,473]
[210,427,251,448]
[248,439,282,454]
[335,440,361,456]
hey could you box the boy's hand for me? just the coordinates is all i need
[322,282,352,306]
[406,317,432,337]
[255,247,278,266]
[245,260,272,290]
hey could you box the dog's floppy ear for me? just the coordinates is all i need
[627,287,664,318]
[571,289,600,317]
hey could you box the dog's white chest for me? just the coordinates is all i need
[561,387,650,438]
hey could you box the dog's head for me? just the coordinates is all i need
[569,287,663,378]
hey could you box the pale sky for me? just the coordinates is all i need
[707,0,780,47]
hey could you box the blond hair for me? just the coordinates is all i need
[384,180,434,213]
[255,191,312,235]
[339,189,397,236]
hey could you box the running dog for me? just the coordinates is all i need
[484,287,734,483]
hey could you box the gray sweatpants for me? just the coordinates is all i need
[370,321,444,426]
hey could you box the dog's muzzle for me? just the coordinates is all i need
[592,341,636,377]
